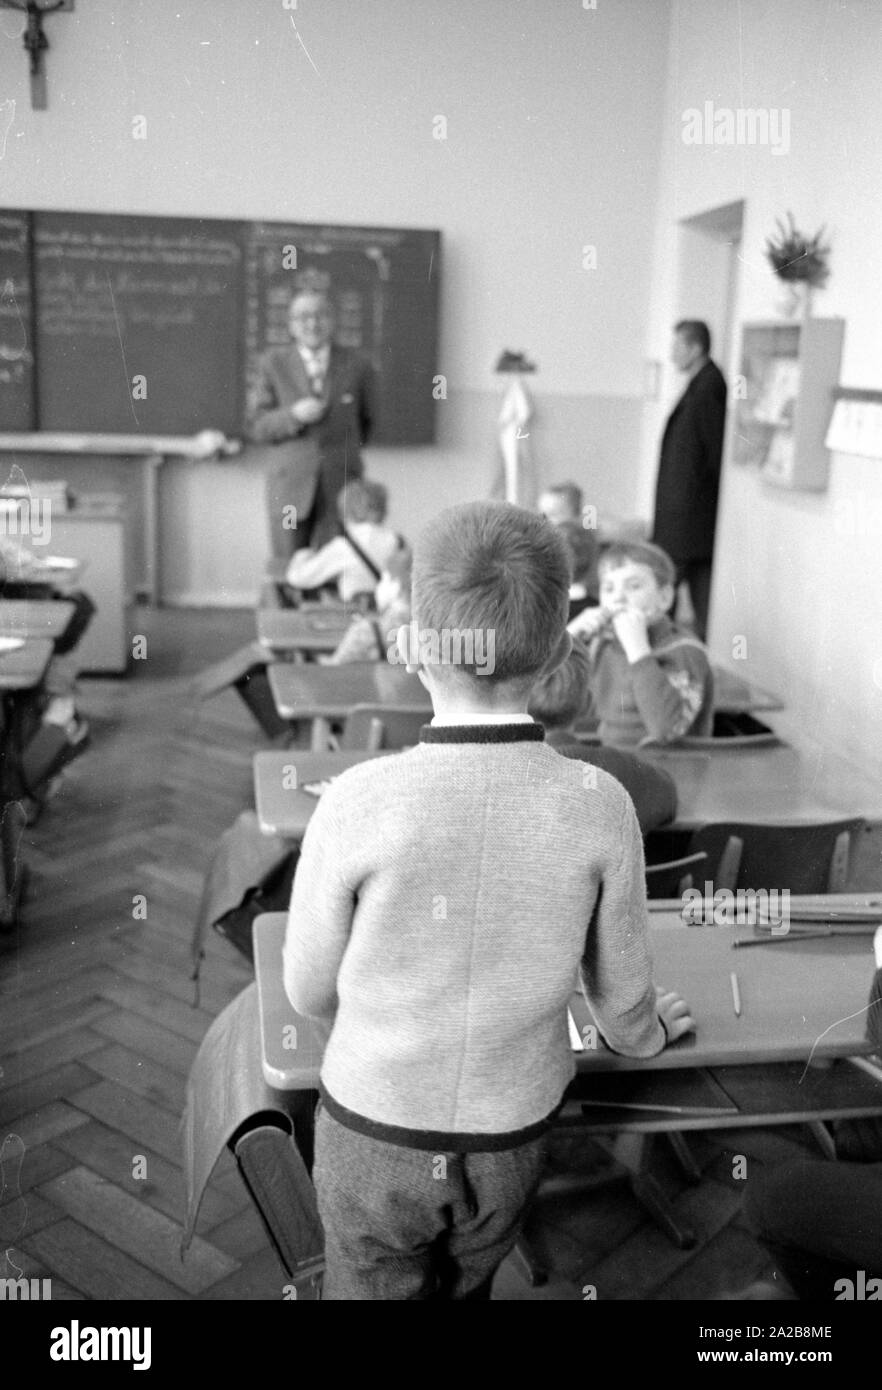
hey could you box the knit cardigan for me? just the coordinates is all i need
[283,724,666,1150]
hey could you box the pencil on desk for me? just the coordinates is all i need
[730,970,741,1017]
[577,1100,738,1117]
[733,930,835,949]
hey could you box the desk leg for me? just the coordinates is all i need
[0,693,29,930]
[0,804,11,930]
[806,1120,837,1160]
[607,1133,697,1250]
[0,801,26,930]
[667,1130,703,1182]
[142,454,163,604]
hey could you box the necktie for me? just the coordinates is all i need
[306,355,325,397]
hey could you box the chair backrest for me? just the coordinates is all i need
[688,818,865,895]
[340,704,429,751]
[645,851,708,901]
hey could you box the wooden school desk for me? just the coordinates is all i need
[254,907,882,1090]
[268,662,431,751]
[256,607,353,656]
[641,739,882,829]
[254,909,882,1247]
[0,638,54,927]
[253,736,882,841]
[254,750,388,837]
[710,661,784,716]
[0,599,75,643]
[0,638,54,694]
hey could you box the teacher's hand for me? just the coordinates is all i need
[291,397,327,426]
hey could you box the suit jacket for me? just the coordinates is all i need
[652,359,727,563]
[247,344,374,521]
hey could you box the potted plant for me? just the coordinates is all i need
[765,212,831,318]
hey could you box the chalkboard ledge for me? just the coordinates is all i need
[0,433,213,457]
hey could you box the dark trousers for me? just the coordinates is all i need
[744,1158,882,1299]
[313,1106,547,1300]
[675,560,712,642]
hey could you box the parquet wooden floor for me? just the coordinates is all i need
[0,607,813,1301]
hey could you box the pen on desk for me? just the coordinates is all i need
[577,1100,738,1117]
[733,930,835,949]
[730,971,742,1017]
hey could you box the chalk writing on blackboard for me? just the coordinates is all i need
[0,213,34,429]
[36,227,242,338]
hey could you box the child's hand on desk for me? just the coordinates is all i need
[655,986,695,1044]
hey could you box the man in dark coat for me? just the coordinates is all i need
[247,288,375,557]
[651,320,727,641]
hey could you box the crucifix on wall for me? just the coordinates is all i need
[0,1,73,111]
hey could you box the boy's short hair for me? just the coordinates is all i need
[338,479,388,524]
[598,540,677,590]
[528,641,592,730]
[543,481,583,516]
[557,519,597,587]
[412,501,569,683]
[674,319,711,356]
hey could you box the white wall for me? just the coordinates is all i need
[0,0,671,597]
[638,0,882,779]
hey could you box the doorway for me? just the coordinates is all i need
[671,201,744,634]
[676,200,744,375]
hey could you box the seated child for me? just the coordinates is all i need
[567,540,713,748]
[322,541,412,665]
[557,518,598,622]
[284,479,400,606]
[538,480,583,527]
[284,500,693,1301]
[528,642,677,833]
[0,534,94,740]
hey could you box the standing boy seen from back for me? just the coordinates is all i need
[283,502,694,1301]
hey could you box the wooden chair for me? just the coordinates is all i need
[182,983,324,1297]
[688,818,865,895]
[644,851,708,901]
[339,704,429,752]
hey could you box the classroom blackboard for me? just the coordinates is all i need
[0,211,35,431]
[34,213,246,435]
[1,210,440,445]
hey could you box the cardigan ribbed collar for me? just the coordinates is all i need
[419,724,546,744]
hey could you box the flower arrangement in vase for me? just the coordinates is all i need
[765,212,831,319]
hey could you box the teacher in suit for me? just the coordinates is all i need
[247,288,375,557]
[651,320,727,642]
